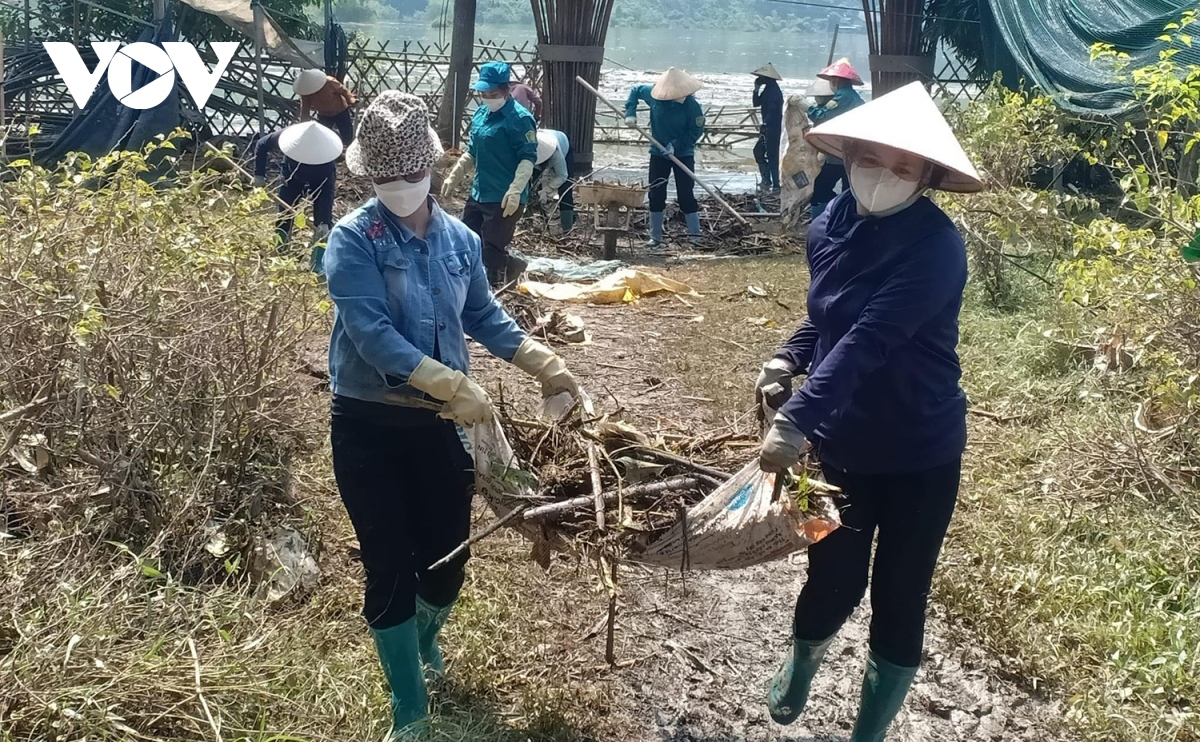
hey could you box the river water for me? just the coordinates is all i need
[348,19,876,193]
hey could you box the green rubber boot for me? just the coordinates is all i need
[559,208,576,232]
[849,650,919,741]
[370,619,429,740]
[766,634,834,725]
[414,596,454,677]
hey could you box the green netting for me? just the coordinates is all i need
[983,0,1200,116]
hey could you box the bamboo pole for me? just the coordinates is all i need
[252,0,266,135]
[576,76,749,226]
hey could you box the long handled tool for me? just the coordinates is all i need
[576,76,749,227]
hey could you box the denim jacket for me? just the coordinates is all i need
[323,197,527,405]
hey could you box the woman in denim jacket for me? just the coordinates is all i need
[323,91,581,739]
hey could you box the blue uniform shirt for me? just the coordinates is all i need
[323,198,527,405]
[776,191,968,474]
[467,97,538,204]
[624,86,706,158]
[808,87,865,166]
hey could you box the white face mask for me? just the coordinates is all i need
[374,175,430,218]
[481,96,506,112]
[848,162,925,216]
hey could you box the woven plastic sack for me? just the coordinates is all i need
[779,94,822,229]
[457,413,840,571]
[629,461,840,570]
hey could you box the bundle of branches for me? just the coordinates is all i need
[484,402,805,563]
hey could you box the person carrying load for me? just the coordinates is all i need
[807,58,865,220]
[323,91,584,740]
[624,68,706,246]
[755,81,984,741]
[442,61,538,286]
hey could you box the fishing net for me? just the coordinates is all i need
[983,0,1200,115]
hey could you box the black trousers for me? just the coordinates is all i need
[812,162,848,209]
[277,173,335,243]
[647,153,699,214]
[462,198,522,283]
[753,126,782,189]
[793,458,961,667]
[330,397,475,630]
[318,108,355,146]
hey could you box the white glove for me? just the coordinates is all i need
[759,414,807,473]
[755,357,794,407]
[312,223,331,244]
[661,143,675,158]
[624,116,637,128]
[512,337,580,399]
[252,175,266,187]
[407,356,493,426]
[502,159,534,218]
[441,152,474,197]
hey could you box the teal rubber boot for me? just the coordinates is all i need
[370,619,429,740]
[766,634,834,725]
[414,596,454,677]
[849,650,919,741]
[559,208,576,232]
[647,211,665,246]
[309,244,326,275]
[685,211,702,242]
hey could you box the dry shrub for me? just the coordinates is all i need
[0,142,331,738]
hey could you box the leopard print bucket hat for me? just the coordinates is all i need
[346,91,442,179]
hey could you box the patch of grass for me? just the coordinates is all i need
[943,288,1200,741]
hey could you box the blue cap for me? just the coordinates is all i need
[473,62,511,92]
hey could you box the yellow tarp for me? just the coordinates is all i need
[518,269,699,304]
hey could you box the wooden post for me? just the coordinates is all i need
[1,30,6,135]
[827,24,840,66]
[152,0,165,21]
[252,0,266,135]
[436,0,476,148]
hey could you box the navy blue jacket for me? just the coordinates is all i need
[253,130,336,193]
[753,78,784,132]
[776,191,968,474]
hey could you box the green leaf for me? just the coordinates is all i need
[1182,34,1193,47]
[1184,231,1200,262]
[1158,131,1169,149]
[8,159,31,168]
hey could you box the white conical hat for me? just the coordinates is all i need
[278,121,343,165]
[753,63,782,81]
[807,79,834,98]
[651,68,702,101]
[805,81,983,193]
[535,130,559,165]
[293,68,327,96]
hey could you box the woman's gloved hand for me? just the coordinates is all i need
[512,338,580,399]
[759,413,807,473]
[441,153,475,198]
[407,356,494,426]
[624,116,637,128]
[755,357,795,410]
[502,160,535,217]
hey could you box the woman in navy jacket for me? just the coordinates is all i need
[755,82,985,741]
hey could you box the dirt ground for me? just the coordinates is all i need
[456,246,1073,742]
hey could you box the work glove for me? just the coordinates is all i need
[252,175,266,187]
[755,357,795,412]
[512,337,580,399]
[312,223,331,244]
[759,413,807,474]
[624,116,637,128]
[661,143,675,158]
[407,356,494,426]
[441,152,475,197]
[502,159,534,218]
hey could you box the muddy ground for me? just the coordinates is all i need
[451,244,1073,742]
